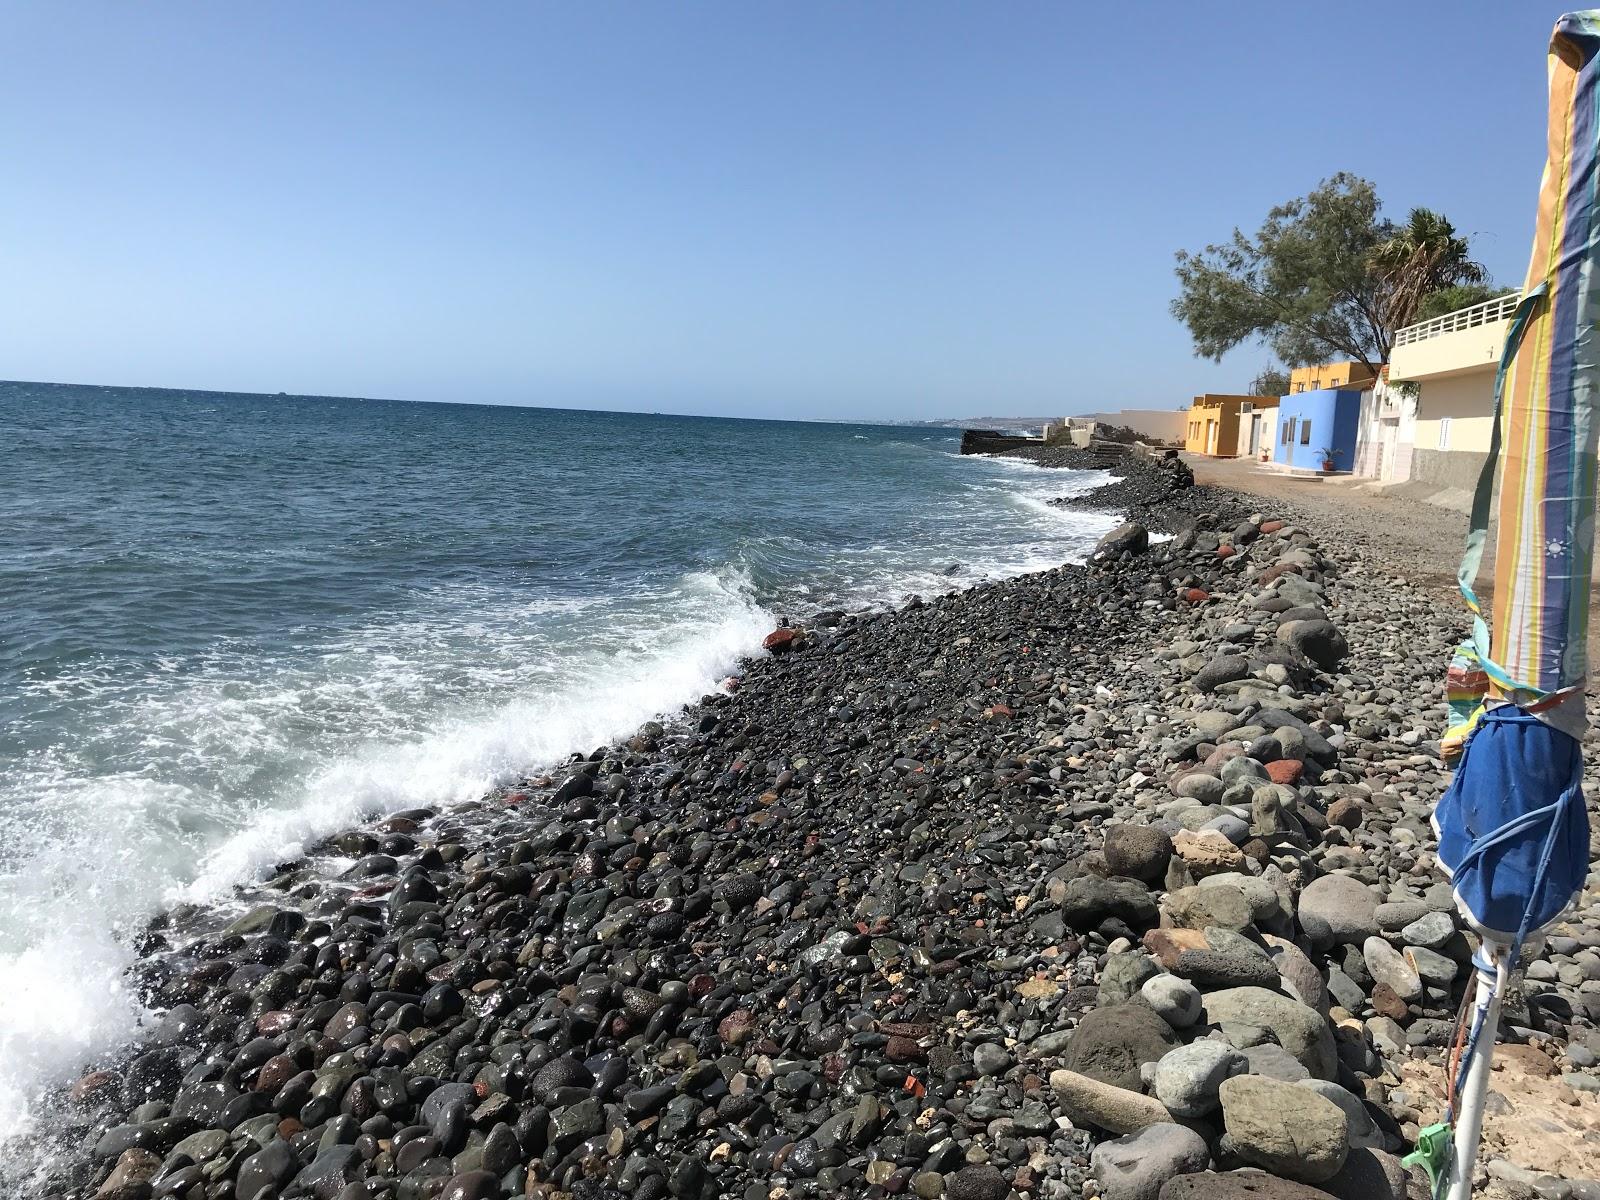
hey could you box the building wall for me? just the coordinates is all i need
[1183,395,1274,456]
[1083,409,1187,443]
[1274,389,1362,470]
[1412,448,1491,490]
[1235,406,1280,458]
[1289,361,1376,393]
[1414,369,1496,457]
[1352,379,1415,482]
[1389,320,1509,383]
[1184,405,1231,455]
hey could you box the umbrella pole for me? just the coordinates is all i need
[1446,948,1507,1200]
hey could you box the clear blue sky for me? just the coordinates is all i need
[0,2,1557,420]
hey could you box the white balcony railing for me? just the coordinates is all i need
[1393,291,1522,347]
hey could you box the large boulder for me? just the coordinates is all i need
[1090,1123,1210,1200]
[1218,1076,1349,1183]
[1276,618,1348,670]
[1100,952,1161,1006]
[1061,1003,1179,1091]
[1158,1173,1333,1199]
[1051,1069,1173,1136]
[1095,522,1150,559]
[1058,875,1160,932]
[1193,656,1249,694]
[1162,885,1252,932]
[1152,1040,1247,1118]
[1317,1147,1408,1200]
[1299,1079,1384,1150]
[1296,874,1379,949]
[1200,987,1337,1080]
[1104,825,1175,884]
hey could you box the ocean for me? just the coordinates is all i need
[0,381,1115,1149]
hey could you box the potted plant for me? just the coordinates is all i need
[1317,446,1343,473]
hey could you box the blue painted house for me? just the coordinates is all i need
[1274,388,1362,471]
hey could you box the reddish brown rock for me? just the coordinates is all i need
[70,1070,120,1105]
[718,1008,757,1046]
[1143,928,1212,970]
[1498,1043,1558,1076]
[762,628,799,653]
[1370,982,1408,1021]
[886,1036,927,1063]
[95,1148,160,1200]
[1265,759,1304,785]
[1327,797,1363,829]
[253,1053,298,1093]
[256,1010,296,1035]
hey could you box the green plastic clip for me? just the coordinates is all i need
[1403,1122,1453,1198]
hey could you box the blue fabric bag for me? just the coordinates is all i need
[1433,706,1589,943]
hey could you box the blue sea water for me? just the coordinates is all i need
[0,381,1114,1144]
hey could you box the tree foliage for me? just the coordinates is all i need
[1172,174,1487,375]
[1248,366,1290,397]
[1414,282,1508,324]
[1370,208,1487,332]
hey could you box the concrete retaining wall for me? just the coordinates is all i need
[1410,448,1489,491]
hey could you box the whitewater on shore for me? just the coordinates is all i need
[0,383,1118,1153]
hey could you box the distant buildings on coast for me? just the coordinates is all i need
[1177,290,1518,487]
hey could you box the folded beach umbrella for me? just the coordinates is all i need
[1420,12,1600,1198]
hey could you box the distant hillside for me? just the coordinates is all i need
[920,416,1056,431]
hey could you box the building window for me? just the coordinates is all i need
[1300,421,1312,445]
[1439,417,1452,450]
[1282,418,1295,445]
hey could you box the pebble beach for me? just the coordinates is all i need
[33,448,1600,1200]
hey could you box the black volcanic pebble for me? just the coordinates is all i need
[46,452,1513,1200]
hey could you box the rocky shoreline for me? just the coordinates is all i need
[32,451,1600,1200]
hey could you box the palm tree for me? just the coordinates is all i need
[1372,208,1488,333]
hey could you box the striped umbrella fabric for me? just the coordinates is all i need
[1455,10,1600,745]
[1421,14,1600,1197]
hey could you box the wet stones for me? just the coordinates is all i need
[45,471,1599,1200]
[1095,522,1150,559]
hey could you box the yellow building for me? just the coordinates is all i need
[1184,394,1278,457]
[1289,361,1377,393]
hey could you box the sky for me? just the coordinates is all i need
[0,2,1559,421]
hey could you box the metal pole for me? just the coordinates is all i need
[1446,947,1508,1200]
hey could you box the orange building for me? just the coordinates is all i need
[1183,394,1278,457]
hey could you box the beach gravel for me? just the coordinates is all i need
[31,443,1600,1200]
